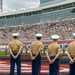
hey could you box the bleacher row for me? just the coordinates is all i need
[0,18,75,42]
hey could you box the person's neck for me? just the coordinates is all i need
[14,38,17,40]
[37,39,40,41]
[53,41,57,43]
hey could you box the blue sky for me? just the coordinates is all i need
[3,0,40,11]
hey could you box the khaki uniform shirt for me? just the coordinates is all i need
[68,41,75,56]
[8,39,23,52]
[47,42,61,56]
[30,40,44,54]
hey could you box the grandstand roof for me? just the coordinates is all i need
[0,0,75,16]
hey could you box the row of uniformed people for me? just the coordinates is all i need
[30,33,75,75]
[8,32,75,75]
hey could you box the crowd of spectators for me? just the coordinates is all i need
[0,18,75,42]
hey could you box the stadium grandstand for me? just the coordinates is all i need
[0,0,75,41]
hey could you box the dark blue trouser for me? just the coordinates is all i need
[32,54,41,75]
[10,53,21,75]
[69,57,75,75]
[49,56,59,75]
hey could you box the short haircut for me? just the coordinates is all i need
[36,37,41,40]
[53,39,58,41]
[13,36,18,38]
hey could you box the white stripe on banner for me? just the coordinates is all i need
[0,60,69,73]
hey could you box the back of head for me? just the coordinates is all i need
[12,33,19,39]
[51,35,59,41]
[35,33,42,40]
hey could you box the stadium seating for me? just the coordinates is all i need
[0,18,75,42]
